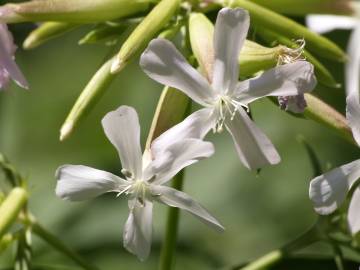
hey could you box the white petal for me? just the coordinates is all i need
[346,94,360,146]
[225,107,280,170]
[346,25,360,98]
[151,185,224,232]
[348,187,360,234]
[55,165,126,201]
[150,108,216,159]
[123,200,153,261]
[309,159,360,215]
[0,24,28,89]
[235,61,316,105]
[140,38,215,106]
[306,15,357,34]
[212,8,249,94]
[102,106,143,179]
[146,138,214,185]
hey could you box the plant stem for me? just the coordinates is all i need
[158,170,185,270]
[238,224,320,270]
[25,216,99,270]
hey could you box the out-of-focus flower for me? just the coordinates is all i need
[55,106,224,261]
[140,8,316,170]
[0,24,28,90]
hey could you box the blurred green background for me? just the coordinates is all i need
[0,21,358,269]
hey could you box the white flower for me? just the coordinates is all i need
[0,23,28,90]
[140,8,317,170]
[55,105,224,261]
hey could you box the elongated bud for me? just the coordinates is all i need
[78,24,129,45]
[0,0,150,24]
[250,0,355,16]
[111,0,180,73]
[60,56,115,141]
[145,87,190,149]
[23,22,79,49]
[0,188,28,239]
[226,0,346,62]
[189,12,282,79]
[258,28,340,88]
[303,94,354,145]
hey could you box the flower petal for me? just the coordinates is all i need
[278,94,307,114]
[309,159,360,215]
[0,24,28,89]
[123,200,153,261]
[151,185,224,232]
[55,165,126,201]
[235,61,316,105]
[346,25,360,98]
[346,94,360,146]
[348,187,360,235]
[102,106,143,179]
[225,107,280,170]
[140,38,214,106]
[212,8,249,94]
[146,138,214,185]
[150,108,216,159]
[306,15,357,34]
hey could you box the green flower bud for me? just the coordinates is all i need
[23,22,79,50]
[226,0,346,62]
[78,24,129,45]
[0,0,150,24]
[145,87,190,149]
[250,0,355,16]
[111,0,181,73]
[0,188,27,239]
[189,12,287,79]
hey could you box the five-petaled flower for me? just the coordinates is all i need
[309,93,360,235]
[140,8,317,170]
[55,106,224,261]
[0,23,28,90]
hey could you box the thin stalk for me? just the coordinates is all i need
[25,216,99,270]
[158,170,185,270]
[238,224,320,270]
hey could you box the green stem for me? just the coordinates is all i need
[158,170,185,270]
[25,216,99,270]
[238,225,319,270]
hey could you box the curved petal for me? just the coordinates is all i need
[102,106,143,179]
[225,107,280,170]
[55,165,126,201]
[123,200,153,261]
[346,94,360,147]
[150,108,216,160]
[151,185,224,232]
[140,38,214,106]
[235,61,316,105]
[212,8,249,94]
[348,187,360,235]
[145,138,214,185]
[0,24,28,89]
[309,159,360,215]
[346,25,360,99]
[306,15,356,34]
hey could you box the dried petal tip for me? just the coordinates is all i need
[278,39,306,65]
[278,94,307,114]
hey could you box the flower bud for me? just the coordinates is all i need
[226,0,346,62]
[0,0,150,24]
[23,22,79,49]
[111,0,181,73]
[250,0,355,16]
[0,187,28,239]
[189,12,280,79]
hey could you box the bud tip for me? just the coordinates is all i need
[110,58,124,74]
[59,121,74,141]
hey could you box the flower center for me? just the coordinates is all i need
[213,95,247,133]
[118,169,150,205]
